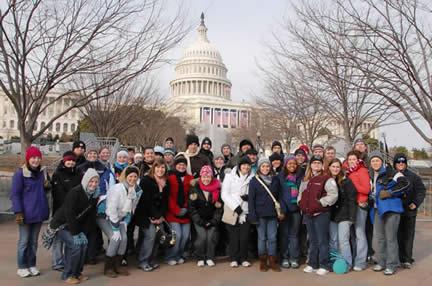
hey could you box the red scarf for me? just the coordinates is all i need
[199,178,221,202]
[346,159,366,175]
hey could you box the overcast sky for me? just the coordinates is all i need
[156,0,431,150]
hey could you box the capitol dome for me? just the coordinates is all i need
[170,13,232,100]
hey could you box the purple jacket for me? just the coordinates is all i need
[10,165,49,224]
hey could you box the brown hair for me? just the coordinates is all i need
[99,145,110,154]
[325,146,336,152]
[148,158,168,180]
[118,165,140,183]
[303,162,323,181]
[346,150,362,160]
[328,158,345,185]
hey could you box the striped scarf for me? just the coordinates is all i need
[285,174,299,204]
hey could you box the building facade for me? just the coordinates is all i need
[166,13,251,130]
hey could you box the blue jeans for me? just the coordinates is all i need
[57,229,88,280]
[338,221,354,267]
[256,217,278,256]
[304,212,330,270]
[329,221,338,253]
[138,224,158,267]
[373,212,400,270]
[354,207,368,268]
[51,235,64,269]
[280,211,301,262]
[165,223,190,261]
[17,223,42,269]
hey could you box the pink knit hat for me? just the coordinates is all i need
[200,165,213,177]
[25,146,42,161]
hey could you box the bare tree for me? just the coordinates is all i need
[0,0,187,151]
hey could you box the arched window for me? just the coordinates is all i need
[55,122,60,132]
[63,123,68,133]
[71,123,76,132]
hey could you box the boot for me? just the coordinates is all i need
[104,256,117,278]
[114,255,130,276]
[269,256,281,272]
[259,255,268,272]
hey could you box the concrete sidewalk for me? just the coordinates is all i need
[1,220,431,286]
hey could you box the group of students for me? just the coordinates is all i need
[9,135,426,284]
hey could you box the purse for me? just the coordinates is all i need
[222,204,238,225]
[255,175,285,221]
[155,221,176,249]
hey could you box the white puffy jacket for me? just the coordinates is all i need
[105,182,139,225]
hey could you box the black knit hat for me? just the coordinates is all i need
[186,134,200,147]
[393,153,408,167]
[269,152,283,162]
[271,141,282,150]
[309,155,323,164]
[245,148,258,155]
[201,137,212,147]
[72,140,86,151]
[238,155,252,168]
[165,137,174,143]
[174,155,188,166]
[294,148,306,156]
[124,166,140,178]
[239,139,254,150]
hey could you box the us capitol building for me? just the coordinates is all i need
[166,13,251,131]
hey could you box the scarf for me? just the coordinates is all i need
[346,159,366,175]
[175,170,186,208]
[259,174,272,186]
[176,149,200,175]
[121,182,137,214]
[285,174,299,204]
[199,178,221,202]
[114,161,128,170]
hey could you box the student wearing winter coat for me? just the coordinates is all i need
[188,165,223,267]
[329,159,357,269]
[345,150,371,271]
[226,139,254,169]
[165,156,194,265]
[51,151,82,271]
[135,147,155,179]
[72,141,87,167]
[221,156,254,268]
[49,168,99,284]
[176,135,211,178]
[113,150,129,182]
[269,152,283,175]
[213,153,227,182]
[298,156,338,276]
[221,143,234,164]
[10,147,50,278]
[271,140,285,162]
[272,155,303,269]
[98,166,141,278]
[393,153,426,268]
[134,158,170,272]
[199,137,214,165]
[369,151,409,275]
[249,158,281,272]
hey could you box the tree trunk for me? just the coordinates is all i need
[20,131,33,158]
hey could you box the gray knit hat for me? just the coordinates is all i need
[369,150,383,163]
[257,157,271,169]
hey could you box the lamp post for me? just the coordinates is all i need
[256,131,263,157]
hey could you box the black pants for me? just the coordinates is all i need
[194,223,219,260]
[123,221,144,260]
[85,229,98,261]
[226,221,250,263]
[398,214,417,263]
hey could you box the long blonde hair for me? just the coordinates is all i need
[303,164,323,181]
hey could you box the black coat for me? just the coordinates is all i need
[50,185,98,235]
[134,175,169,228]
[213,166,226,182]
[188,183,223,226]
[331,178,358,223]
[401,168,426,216]
[51,161,81,215]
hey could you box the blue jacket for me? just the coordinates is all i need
[272,171,302,213]
[248,176,278,222]
[10,166,49,224]
[371,166,409,220]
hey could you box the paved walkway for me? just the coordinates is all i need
[1,220,432,286]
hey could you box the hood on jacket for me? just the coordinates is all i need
[81,168,99,190]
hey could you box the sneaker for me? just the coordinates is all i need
[241,261,251,267]
[151,263,159,269]
[139,264,154,272]
[230,261,239,268]
[177,258,185,264]
[52,266,64,272]
[316,268,329,276]
[167,260,177,266]
[65,277,81,284]
[121,259,128,266]
[303,265,316,273]
[290,262,300,269]
[206,260,215,267]
[78,274,89,282]
[353,266,364,272]
[384,268,396,275]
[402,262,412,269]
[17,268,31,278]
[282,259,290,268]
[197,260,205,267]
[373,265,385,272]
[29,267,40,276]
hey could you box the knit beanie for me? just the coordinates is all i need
[117,150,128,158]
[186,134,200,147]
[239,139,254,150]
[81,168,99,190]
[200,165,214,177]
[214,153,224,160]
[165,137,174,143]
[309,155,323,164]
[258,157,271,169]
[353,138,365,146]
[62,151,77,162]
[174,155,187,166]
[72,141,86,151]
[369,150,383,163]
[164,148,176,156]
[393,153,408,168]
[221,143,231,152]
[312,144,324,151]
[25,146,42,161]
[201,137,212,147]
[284,155,297,165]
[271,140,282,150]
[124,166,140,178]
[269,152,283,163]
[154,146,165,155]
[238,155,252,168]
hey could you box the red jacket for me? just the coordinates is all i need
[298,174,331,216]
[346,161,370,203]
[166,174,194,223]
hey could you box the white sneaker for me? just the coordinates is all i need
[353,266,364,272]
[206,260,215,267]
[197,260,205,267]
[316,268,329,276]
[28,267,40,276]
[303,265,316,273]
[17,268,31,278]
[167,260,177,266]
[230,261,239,268]
[177,258,185,264]
[241,261,251,267]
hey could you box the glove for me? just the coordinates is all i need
[178,208,188,217]
[393,172,404,181]
[97,201,106,215]
[78,232,88,245]
[111,230,121,242]
[15,213,24,225]
[240,194,249,202]
[379,190,392,200]
[123,213,131,225]
[234,206,243,215]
